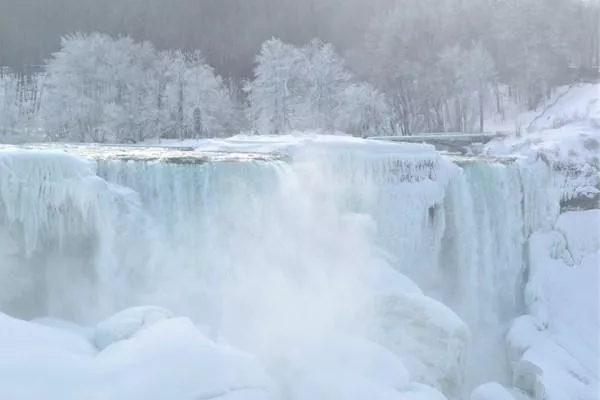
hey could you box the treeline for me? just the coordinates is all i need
[0,34,391,142]
[0,0,598,139]
[39,34,240,142]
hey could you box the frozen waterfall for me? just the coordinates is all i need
[0,138,562,400]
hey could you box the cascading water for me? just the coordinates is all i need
[438,163,528,389]
[0,138,561,400]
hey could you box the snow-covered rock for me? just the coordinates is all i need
[555,210,600,263]
[93,306,174,350]
[372,293,470,399]
[0,312,278,400]
[96,317,277,400]
[470,382,518,400]
[506,315,542,365]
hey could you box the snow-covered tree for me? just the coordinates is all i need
[183,52,239,138]
[111,39,159,142]
[0,69,43,140]
[39,33,236,142]
[246,38,305,135]
[247,37,391,136]
[335,82,392,136]
[295,39,352,131]
[159,50,238,139]
[156,50,188,139]
[40,33,160,142]
[0,70,20,136]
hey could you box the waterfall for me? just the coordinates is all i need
[438,163,527,389]
[0,140,563,399]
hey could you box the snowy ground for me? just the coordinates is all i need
[0,308,278,400]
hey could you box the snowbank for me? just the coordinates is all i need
[485,84,600,134]
[484,84,600,204]
[0,311,277,400]
[555,210,600,263]
[0,308,461,400]
[526,84,600,132]
[508,210,599,400]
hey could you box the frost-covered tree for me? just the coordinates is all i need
[157,50,187,139]
[0,70,20,136]
[40,33,160,142]
[295,39,352,131]
[183,52,239,138]
[39,33,236,142]
[0,69,43,140]
[3,0,597,103]
[111,39,159,142]
[335,82,392,136]
[246,38,305,135]
[159,50,238,139]
[247,37,390,136]
[5,0,591,140]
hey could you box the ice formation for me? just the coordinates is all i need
[0,149,159,321]
[0,134,595,399]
